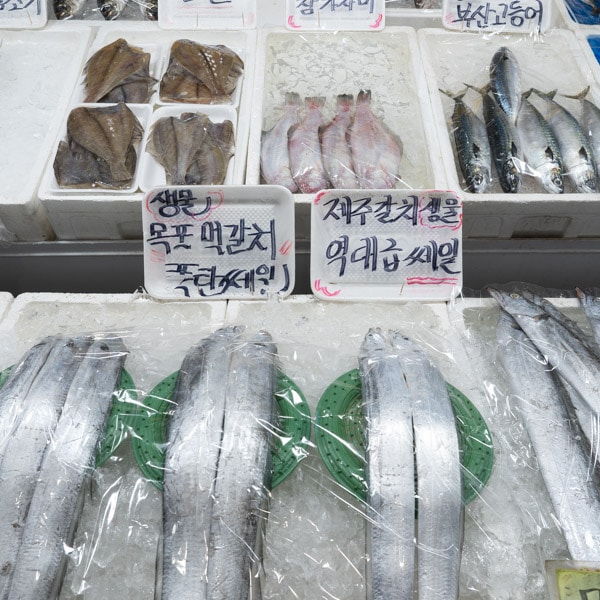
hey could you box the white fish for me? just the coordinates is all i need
[350,90,403,189]
[261,92,301,192]
[288,96,329,194]
[321,94,359,189]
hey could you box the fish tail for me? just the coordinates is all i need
[285,92,302,107]
[562,86,591,101]
[357,89,372,105]
[464,82,491,96]
[305,96,326,109]
[528,87,556,100]
[336,94,354,110]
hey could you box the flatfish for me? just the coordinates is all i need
[185,120,235,186]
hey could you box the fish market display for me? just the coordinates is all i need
[260,92,301,192]
[442,89,491,193]
[160,40,244,104]
[350,90,403,189]
[53,103,143,189]
[288,97,329,194]
[161,326,277,600]
[84,38,156,104]
[489,47,522,125]
[147,113,235,186]
[7,337,128,600]
[321,94,359,189]
[359,328,463,600]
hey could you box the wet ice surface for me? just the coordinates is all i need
[0,294,585,598]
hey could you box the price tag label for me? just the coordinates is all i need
[547,561,600,600]
[311,190,462,301]
[158,0,256,30]
[286,0,385,30]
[0,0,46,29]
[442,0,551,32]
[142,186,295,300]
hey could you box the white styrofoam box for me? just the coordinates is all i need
[418,28,600,239]
[0,293,13,325]
[138,105,238,191]
[0,24,93,241]
[38,25,256,241]
[246,27,445,203]
[552,0,600,30]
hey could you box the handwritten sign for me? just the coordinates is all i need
[158,0,256,29]
[443,0,551,32]
[311,190,462,301]
[286,0,385,30]
[142,186,295,300]
[0,0,46,28]
[547,561,600,600]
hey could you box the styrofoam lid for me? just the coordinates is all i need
[0,0,47,28]
[143,185,295,300]
[286,0,385,30]
[158,0,257,29]
[310,189,463,301]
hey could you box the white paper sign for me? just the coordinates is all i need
[286,0,385,31]
[159,0,256,29]
[442,0,551,32]
[0,0,46,29]
[143,186,295,300]
[311,190,463,302]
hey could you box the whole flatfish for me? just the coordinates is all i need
[359,328,415,600]
[349,90,403,189]
[489,47,522,124]
[260,92,301,192]
[321,94,358,189]
[7,337,128,600]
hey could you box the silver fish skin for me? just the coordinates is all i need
[393,333,463,600]
[443,90,491,193]
[97,0,127,19]
[0,336,93,600]
[207,331,277,600]
[288,97,329,194]
[260,92,301,192]
[349,90,403,189]
[532,90,596,193]
[489,47,522,124]
[320,94,359,189]
[161,326,243,600]
[358,328,415,600]
[564,89,600,180]
[577,288,600,346]
[516,95,564,194]
[7,337,128,600]
[497,311,600,561]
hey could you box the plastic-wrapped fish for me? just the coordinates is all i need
[97,0,127,19]
[489,47,522,124]
[53,0,85,19]
[349,90,402,189]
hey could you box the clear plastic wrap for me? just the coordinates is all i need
[47,0,156,21]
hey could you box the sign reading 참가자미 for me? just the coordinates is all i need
[286,0,385,31]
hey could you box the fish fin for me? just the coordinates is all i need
[439,88,467,101]
[529,87,556,100]
[305,96,326,109]
[464,82,491,96]
[562,86,591,101]
[285,91,302,106]
[357,89,371,105]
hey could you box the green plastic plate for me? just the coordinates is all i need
[315,369,494,504]
[131,371,311,490]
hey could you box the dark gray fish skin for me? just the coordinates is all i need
[185,120,235,186]
[489,47,522,124]
[442,90,491,193]
[516,96,564,194]
[7,337,128,600]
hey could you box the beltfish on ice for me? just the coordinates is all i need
[7,337,128,600]
[320,94,359,189]
[577,287,600,346]
[0,335,93,599]
[530,89,596,193]
[515,95,564,194]
[359,328,415,600]
[260,92,301,192]
[442,89,491,193]
[160,326,243,600]
[349,90,403,189]
[288,96,329,194]
[489,47,522,124]
[497,311,600,561]
[207,330,277,600]
[395,334,463,600]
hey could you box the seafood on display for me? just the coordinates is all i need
[53,103,143,189]
[147,113,235,186]
[261,90,402,193]
[160,40,244,104]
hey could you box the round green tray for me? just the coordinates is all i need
[315,369,494,504]
[131,371,311,490]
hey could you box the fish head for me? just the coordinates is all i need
[540,167,564,195]
[572,163,597,193]
[500,160,522,193]
[466,165,490,193]
[487,287,548,321]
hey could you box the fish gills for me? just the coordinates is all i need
[489,47,522,124]
[7,337,128,600]
[359,328,415,600]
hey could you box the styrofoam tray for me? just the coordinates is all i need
[0,25,93,241]
[246,27,445,202]
[418,28,600,238]
[138,105,238,192]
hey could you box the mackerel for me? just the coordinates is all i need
[489,47,522,125]
[497,311,600,560]
[394,333,463,600]
[359,328,415,600]
[8,336,128,600]
[207,331,277,600]
[0,335,93,599]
